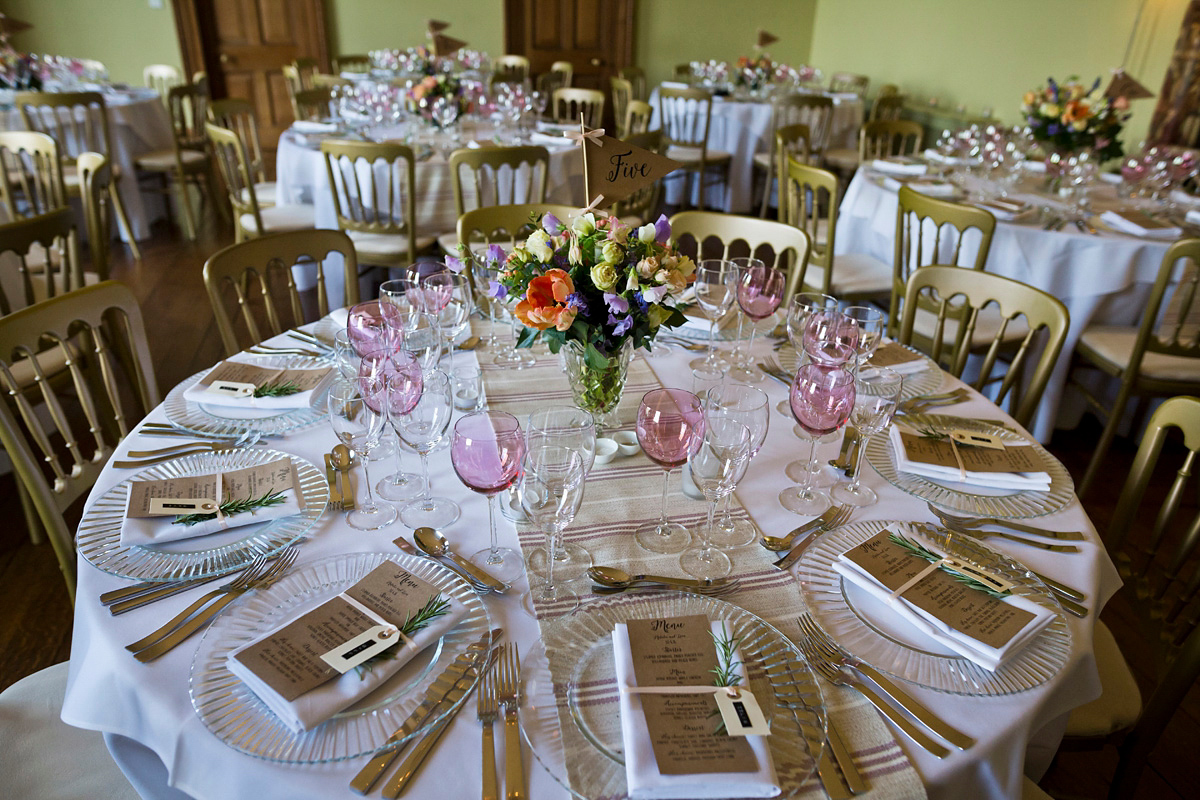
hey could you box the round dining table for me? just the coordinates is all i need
[0,86,174,242]
[61,312,1119,800]
[834,166,1177,443]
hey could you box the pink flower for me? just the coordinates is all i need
[515,268,577,331]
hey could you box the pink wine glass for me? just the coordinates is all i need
[635,388,706,554]
[729,264,785,382]
[453,410,527,584]
[347,300,403,357]
[376,350,428,502]
[779,363,856,516]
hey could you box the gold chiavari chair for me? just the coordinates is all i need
[755,94,834,217]
[669,210,812,301]
[206,122,315,242]
[611,77,633,138]
[208,97,276,206]
[442,145,550,256]
[143,63,182,106]
[658,87,731,213]
[333,54,370,74]
[618,66,647,101]
[552,87,605,128]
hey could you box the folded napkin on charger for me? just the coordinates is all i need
[119,458,302,546]
[833,528,1056,671]
[1019,159,1047,173]
[867,341,928,374]
[973,198,1030,222]
[922,148,961,165]
[888,424,1052,490]
[229,579,468,732]
[291,120,340,134]
[1187,209,1200,227]
[182,358,333,411]
[530,131,569,147]
[1100,210,1182,239]
[1172,188,1200,208]
[871,157,928,176]
[613,620,779,799]
[879,175,957,197]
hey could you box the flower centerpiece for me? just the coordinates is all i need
[735,54,776,92]
[0,45,39,90]
[407,72,465,128]
[1022,76,1130,162]
[470,211,694,426]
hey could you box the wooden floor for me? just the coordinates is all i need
[0,215,1196,800]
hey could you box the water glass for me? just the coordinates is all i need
[704,384,769,547]
[451,363,485,411]
[521,445,585,610]
[832,367,903,507]
[395,370,460,528]
[328,378,395,530]
[524,406,596,577]
[688,259,736,371]
[679,417,750,580]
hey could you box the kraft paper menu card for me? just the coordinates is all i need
[867,340,926,374]
[888,422,1052,490]
[182,359,333,411]
[119,458,302,546]
[833,528,1055,671]
[613,614,779,799]
[228,562,467,733]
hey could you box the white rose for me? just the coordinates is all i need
[572,212,596,236]
[637,223,655,243]
[526,230,553,262]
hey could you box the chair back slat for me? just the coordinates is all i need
[773,95,833,157]
[206,121,261,232]
[618,66,647,101]
[493,55,530,84]
[77,152,111,280]
[780,157,838,295]
[624,100,653,137]
[669,211,811,301]
[859,119,923,161]
[16,92,114,161]
[552,88,604,129]
[208,98,268,184]
[448,146,550,216]
[321,141,416,270]
[0,131,66,220]
[658,88,713,152]
[611,77,633,138]
[0,208,83,314]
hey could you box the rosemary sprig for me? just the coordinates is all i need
[254,380,301,398]
[708,625,744,735]
[355,593,452,677]
[889,532,1011,598]
[171,489,287,527]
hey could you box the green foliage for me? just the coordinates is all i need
[171,489,287,527]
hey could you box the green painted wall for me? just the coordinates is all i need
[4,0,181,86]
[808,0,1187,149]
[326,0,504,58]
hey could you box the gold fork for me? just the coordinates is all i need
[477,667,499,800]
[496,643,525,800]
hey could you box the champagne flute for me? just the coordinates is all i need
[728,256,764,370]
[679,417,750,580]
[703,384,769,547]
[728,264,785,382]
[524,406,596,577]
[454,410,527,583]
[521,444,585,610]
[688,259,737,371]
[328,378,395,530]
[778,363,856,516]
[831,367,903,507]
[634,388,706,554]
[395,369,460,528]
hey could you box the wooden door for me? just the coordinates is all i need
[504,0,634,96]
[173,0,328,148]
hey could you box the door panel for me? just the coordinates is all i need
[506,0,634,93]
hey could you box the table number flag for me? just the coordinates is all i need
[427,19,450,32]
[756,30,778,48]
[432,33,467,57]
[575,125,681,210]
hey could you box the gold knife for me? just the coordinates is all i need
[816,747,852,800]
[324,453,343,509]
[827,722,868,794]
[349,629,499,795]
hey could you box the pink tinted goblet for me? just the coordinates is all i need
[728,264,785,382]
[347,300,403,357]
[453,410,527,584]
[634,388,706,554]
[779,363,856,516]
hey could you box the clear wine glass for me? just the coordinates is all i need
[468,253,505,352]
[454,410,527,583]
[372,351,428,503]
[332,329,359,381]
[688,259,737,371]
[395,369,460,528]
[841,306,884,371]
[679,417,750,580]
[831,367,903,508]
[728,264,785,382]
[778,363,856,516]
[780,292,838,413]
[634,388,706,554]
[521,444,585,610]
[803,309,860,366]
[728,256,764,370]
[328,378,396,530]
[400,311,442,373]
[703,384,769,548]
[433,272,473,372]
[524,406,596,578]
[347,300,403,356]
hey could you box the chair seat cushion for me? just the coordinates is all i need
[752,151,773,170]
[346,229,438,263]
[134,148,208,171]
[1065,620,1142,737]
[240,182,277,207]
[830,252,892,296]
[0,663,140,799]
[239,204,316,235]
[824,147,859,170]
[665,146,733,166]
[1078,325,1200,382]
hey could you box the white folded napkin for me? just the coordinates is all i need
[879,176,956,197]
[1172,188,1200,208]
[328,307,350,329]
[833,530,1056,671]
[530,131,569,147]
[613,621,779,799]
[228,596,468,733]
[1188,209,1200,227]
[922,149,961,165]
[182,358,332,412]
[291,120,339,134]
[1019,159,1047,174]
[1100,210,1182,239]
[871,157,928,176]
[973,198,1030,222]
[888,424,1052,491]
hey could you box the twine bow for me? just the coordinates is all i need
[579,194,606,215]
[566,127,605,147]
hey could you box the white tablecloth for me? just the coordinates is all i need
[1,88,174,242]
[834,169,1172,442]
[61,322,1119,800]
[649,88,863,213]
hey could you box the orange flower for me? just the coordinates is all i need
[1061,100,1091,124]
[515,268,577,331]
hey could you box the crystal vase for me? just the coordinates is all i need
[562,338,634,432]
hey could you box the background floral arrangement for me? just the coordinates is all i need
[473,211,694,368]
[735,54,776,90]
[407,72,465,122]
[1022,76,1130,162]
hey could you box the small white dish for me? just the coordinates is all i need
[612,431,640,457]
[593,438,619,464]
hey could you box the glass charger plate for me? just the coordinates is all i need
[77,449,327,581]
[776,343,943,400]
[797,520,1072,696]
[190,551,491,763]
[865,413,1074,518]
[521,592,826,799]
[163,355,330,437]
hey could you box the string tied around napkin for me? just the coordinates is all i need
[338,594,419,655]
[213,475,230,530]
[621,683,742,698]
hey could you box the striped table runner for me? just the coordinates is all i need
[478,327,925,799]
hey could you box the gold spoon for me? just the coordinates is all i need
[454,335,481,351]
[331,443,356,511]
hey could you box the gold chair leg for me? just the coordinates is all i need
[175,169,197,241]
[758,162,773,218]
[108,179,142,261]
[1078,383,1134,499]
[16,472,43,545]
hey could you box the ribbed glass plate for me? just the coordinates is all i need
[520,592,826,799]
[776,343,943,401]
[864,413,1074,518]
[797,521,1072,696]
[163,355,330,437]
[77,449,327,581]
[190,552,491,763]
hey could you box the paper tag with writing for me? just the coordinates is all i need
[233,562,439,701]
[868,341,922,368]
[897,429,1042,474]
[625,615,757,775]
[714,688,770,737]
[200,360,332,394]
[843,530,1034,650]
[320,625,401,674]
[949,430,1006,450]
[582,133,682,209]
[146,497,218,516]
[207,380,256,398]
[127,458,298,520]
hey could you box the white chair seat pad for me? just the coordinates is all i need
[665,146,733,165]
[752,151,773,169]
[346,229,438,262]
[1065,620,1142,737]
[134,148,208,171]
[240,182,277,207]
[829,252,892,296]
[1078,325,1200,382]
[824,147,859,170]
[910,298,1032,348]
[240,204,316,235]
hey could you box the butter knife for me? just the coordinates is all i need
[847,661,975,750]
[830,426,860,477]
[107,575,224,615]
[350,629,499,794]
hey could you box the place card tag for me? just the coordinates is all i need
[625,614,757,775]
[714,688,770,737]
[128,458,298,520]
[868,341,922,368]
[200,360,332,395]
[146,497,218,516]
[1112,209,1173,230]
[843,530,1034,650]
[897,428,1041,474]
[207,380,256,398]
[319,624,400,674]
[949,430,1006,450]
[233,563,439,700]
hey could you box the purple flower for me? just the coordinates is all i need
[486,244,506,265]
[633,292,649,313]
[609,313,633,336]
[444,255,465,273]
[542,212,564,234]
[1047,123,1060,136]
[604,292,629,314]
[566,292,589,314]
[654,213,671,243]
[487,280,507,300]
